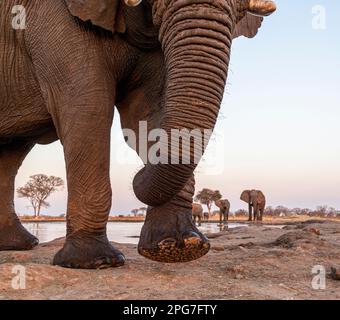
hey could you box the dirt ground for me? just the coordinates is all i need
[0,219,339,300]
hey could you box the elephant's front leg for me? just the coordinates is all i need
[52,106,124,269]
[219,211,223,225]
[248,204,253,221]
[254,206,259,221]
[0,142,38,250]
[258,207,264,221]
[138,176,210,263]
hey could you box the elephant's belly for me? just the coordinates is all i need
[0,73,51,139]
[0,20,51,139]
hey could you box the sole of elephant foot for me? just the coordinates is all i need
[0,222,39,251]
[138,206,210,263]
[139,231,210,263]
[52,236,125,269]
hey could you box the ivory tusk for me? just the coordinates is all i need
[124,0,143,7]
[248,0,277,17]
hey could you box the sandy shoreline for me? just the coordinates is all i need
[20,216,146,223]
[19,215,340,224]
[1,219,339,300]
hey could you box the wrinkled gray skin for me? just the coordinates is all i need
[0,0,274,268]
[240,190,266,221]
[215,199,231,223]
[192,203,204,226]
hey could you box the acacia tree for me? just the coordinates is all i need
[195,188,222,217]
[131,209,139,217]
[139,207,147,216]
[17,174,64,218]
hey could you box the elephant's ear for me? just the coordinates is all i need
[257,191,266,204]
[65,0,126,33]
[233,13,263,39]
[240,190,251,203]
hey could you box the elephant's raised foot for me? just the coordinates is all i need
[0,221,39,251]
[53,233,125,269]
[138,205,210,263]
[139,232,210,263]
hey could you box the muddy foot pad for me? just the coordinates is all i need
[138,204,210,263]
[139,233,210,263]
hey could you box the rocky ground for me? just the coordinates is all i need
[0,220,339,300]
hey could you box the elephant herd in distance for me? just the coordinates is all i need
[193,190,266,225]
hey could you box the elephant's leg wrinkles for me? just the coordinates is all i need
[53,118,126,268]
[0,142,39,250]
[117,55,210,262]
[138,176,210,263]
[51,85,125,269]
[25,18,129,267]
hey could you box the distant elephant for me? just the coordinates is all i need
[215,199,231,224]
[203,212,210,221]
[192,203,204,226]
[0,0,276,268]
[240,190,266,221]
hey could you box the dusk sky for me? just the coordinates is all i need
[15,0,340,216]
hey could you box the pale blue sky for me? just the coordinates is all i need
[16,0,340,215]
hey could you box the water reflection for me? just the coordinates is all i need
[219,224,229,232]
[23,222,67,244]
[197,222,247,234]
[23,221,248,245]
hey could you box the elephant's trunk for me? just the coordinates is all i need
[133,1,232,206]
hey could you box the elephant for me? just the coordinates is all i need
[192,203,204,227]
[0,0,276,269]
[203,212,210,222]
[215,199,231,224]
[240,190,266,221]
